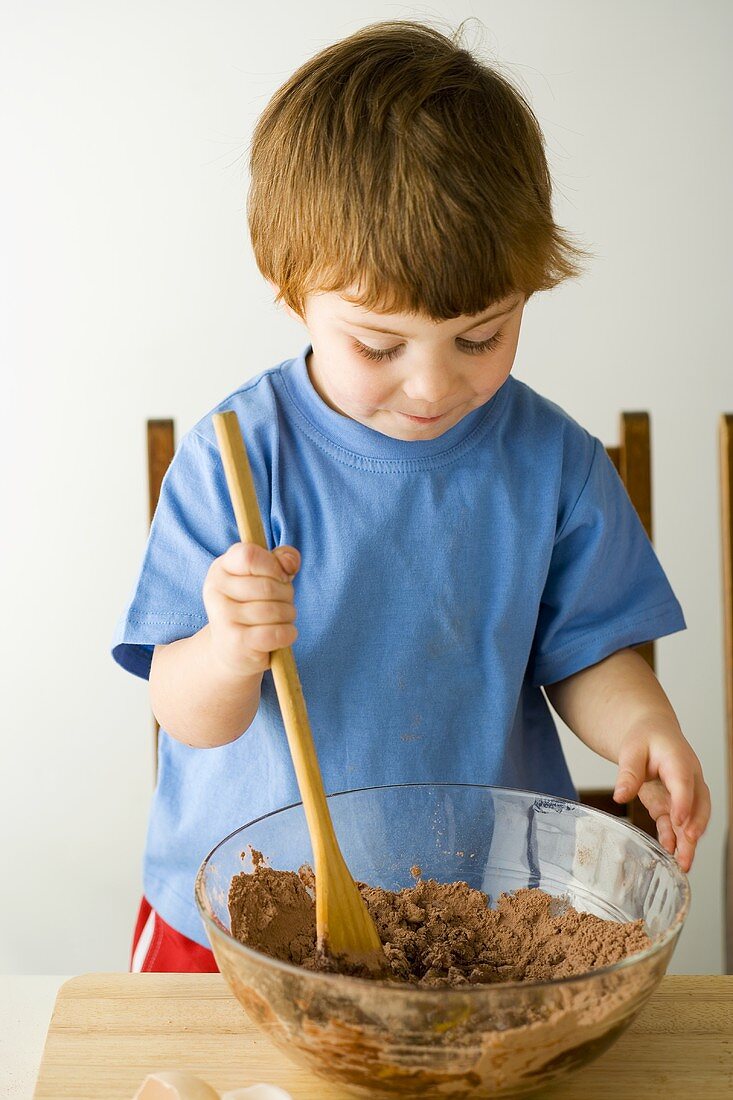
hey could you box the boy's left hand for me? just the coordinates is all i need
[613,727,710,872]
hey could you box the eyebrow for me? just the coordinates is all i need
[342,297,521,338]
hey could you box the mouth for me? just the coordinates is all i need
[398,412,447,424]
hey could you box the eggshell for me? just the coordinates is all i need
[133,1070,221,1100]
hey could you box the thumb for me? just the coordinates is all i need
[614,739,649,804]
[273,545,301,576]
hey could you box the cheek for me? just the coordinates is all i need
[336,364,392,409]
[355,375,391,406]
[473,344,516,395]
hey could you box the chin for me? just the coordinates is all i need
[386,418,457,441]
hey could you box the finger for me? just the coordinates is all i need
[683,775,711,841]
[217,572,295,605]
[657,758,694,829]
[221,542,291,582]
[242,622,298,652]
[637,779,670,822]
[232,600,297,627]
[655,813,676,855]
[273,545,301,575]
[614,740,649,804]
[672,824,697,873]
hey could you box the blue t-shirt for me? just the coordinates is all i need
[112,342,685,946]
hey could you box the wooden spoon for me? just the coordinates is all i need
[213,410,386,973]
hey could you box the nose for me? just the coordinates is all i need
[401,359,456,408]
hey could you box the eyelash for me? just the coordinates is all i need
[353,331,506,362]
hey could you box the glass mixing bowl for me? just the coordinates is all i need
[194,783,689,1098]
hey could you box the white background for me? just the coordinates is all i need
[1,1,731,975]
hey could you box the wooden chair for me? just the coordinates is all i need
[720,414,733,972]
[144,413,657,838]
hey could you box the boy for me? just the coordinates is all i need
[113,20,709,973]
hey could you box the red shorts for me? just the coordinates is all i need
[130,896,219,973]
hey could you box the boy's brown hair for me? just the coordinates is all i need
[247,19,592,321]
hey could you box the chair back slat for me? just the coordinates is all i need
[146,419,176,778]
[147,420,176,523]
[620,412,653,541]
[611,413,654,834]
[577,412,656,837]
[617,413,655,673]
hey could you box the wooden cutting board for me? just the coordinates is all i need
[34,973,733,1099]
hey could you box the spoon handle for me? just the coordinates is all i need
[212,412,337,862]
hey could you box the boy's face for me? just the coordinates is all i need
[280,287,526,440]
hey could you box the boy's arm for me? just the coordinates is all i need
[544,647,710,871]
[150,626,263,749]
[149,541,301,750]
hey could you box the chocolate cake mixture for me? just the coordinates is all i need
[228,849,650,986]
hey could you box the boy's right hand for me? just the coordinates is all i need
[203,542,300,678]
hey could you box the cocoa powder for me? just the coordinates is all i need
[228,850,650,986]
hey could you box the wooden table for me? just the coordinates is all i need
[34,973,733,1098]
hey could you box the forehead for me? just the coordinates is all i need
[308,289,522,336]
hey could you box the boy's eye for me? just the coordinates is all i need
[353,331,506,362]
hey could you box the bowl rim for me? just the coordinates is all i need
[194,781,690,997]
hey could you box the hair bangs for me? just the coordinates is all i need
[247,19,594,321]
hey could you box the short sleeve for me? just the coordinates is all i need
[528,437,686,687]
[111,428,238,680]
